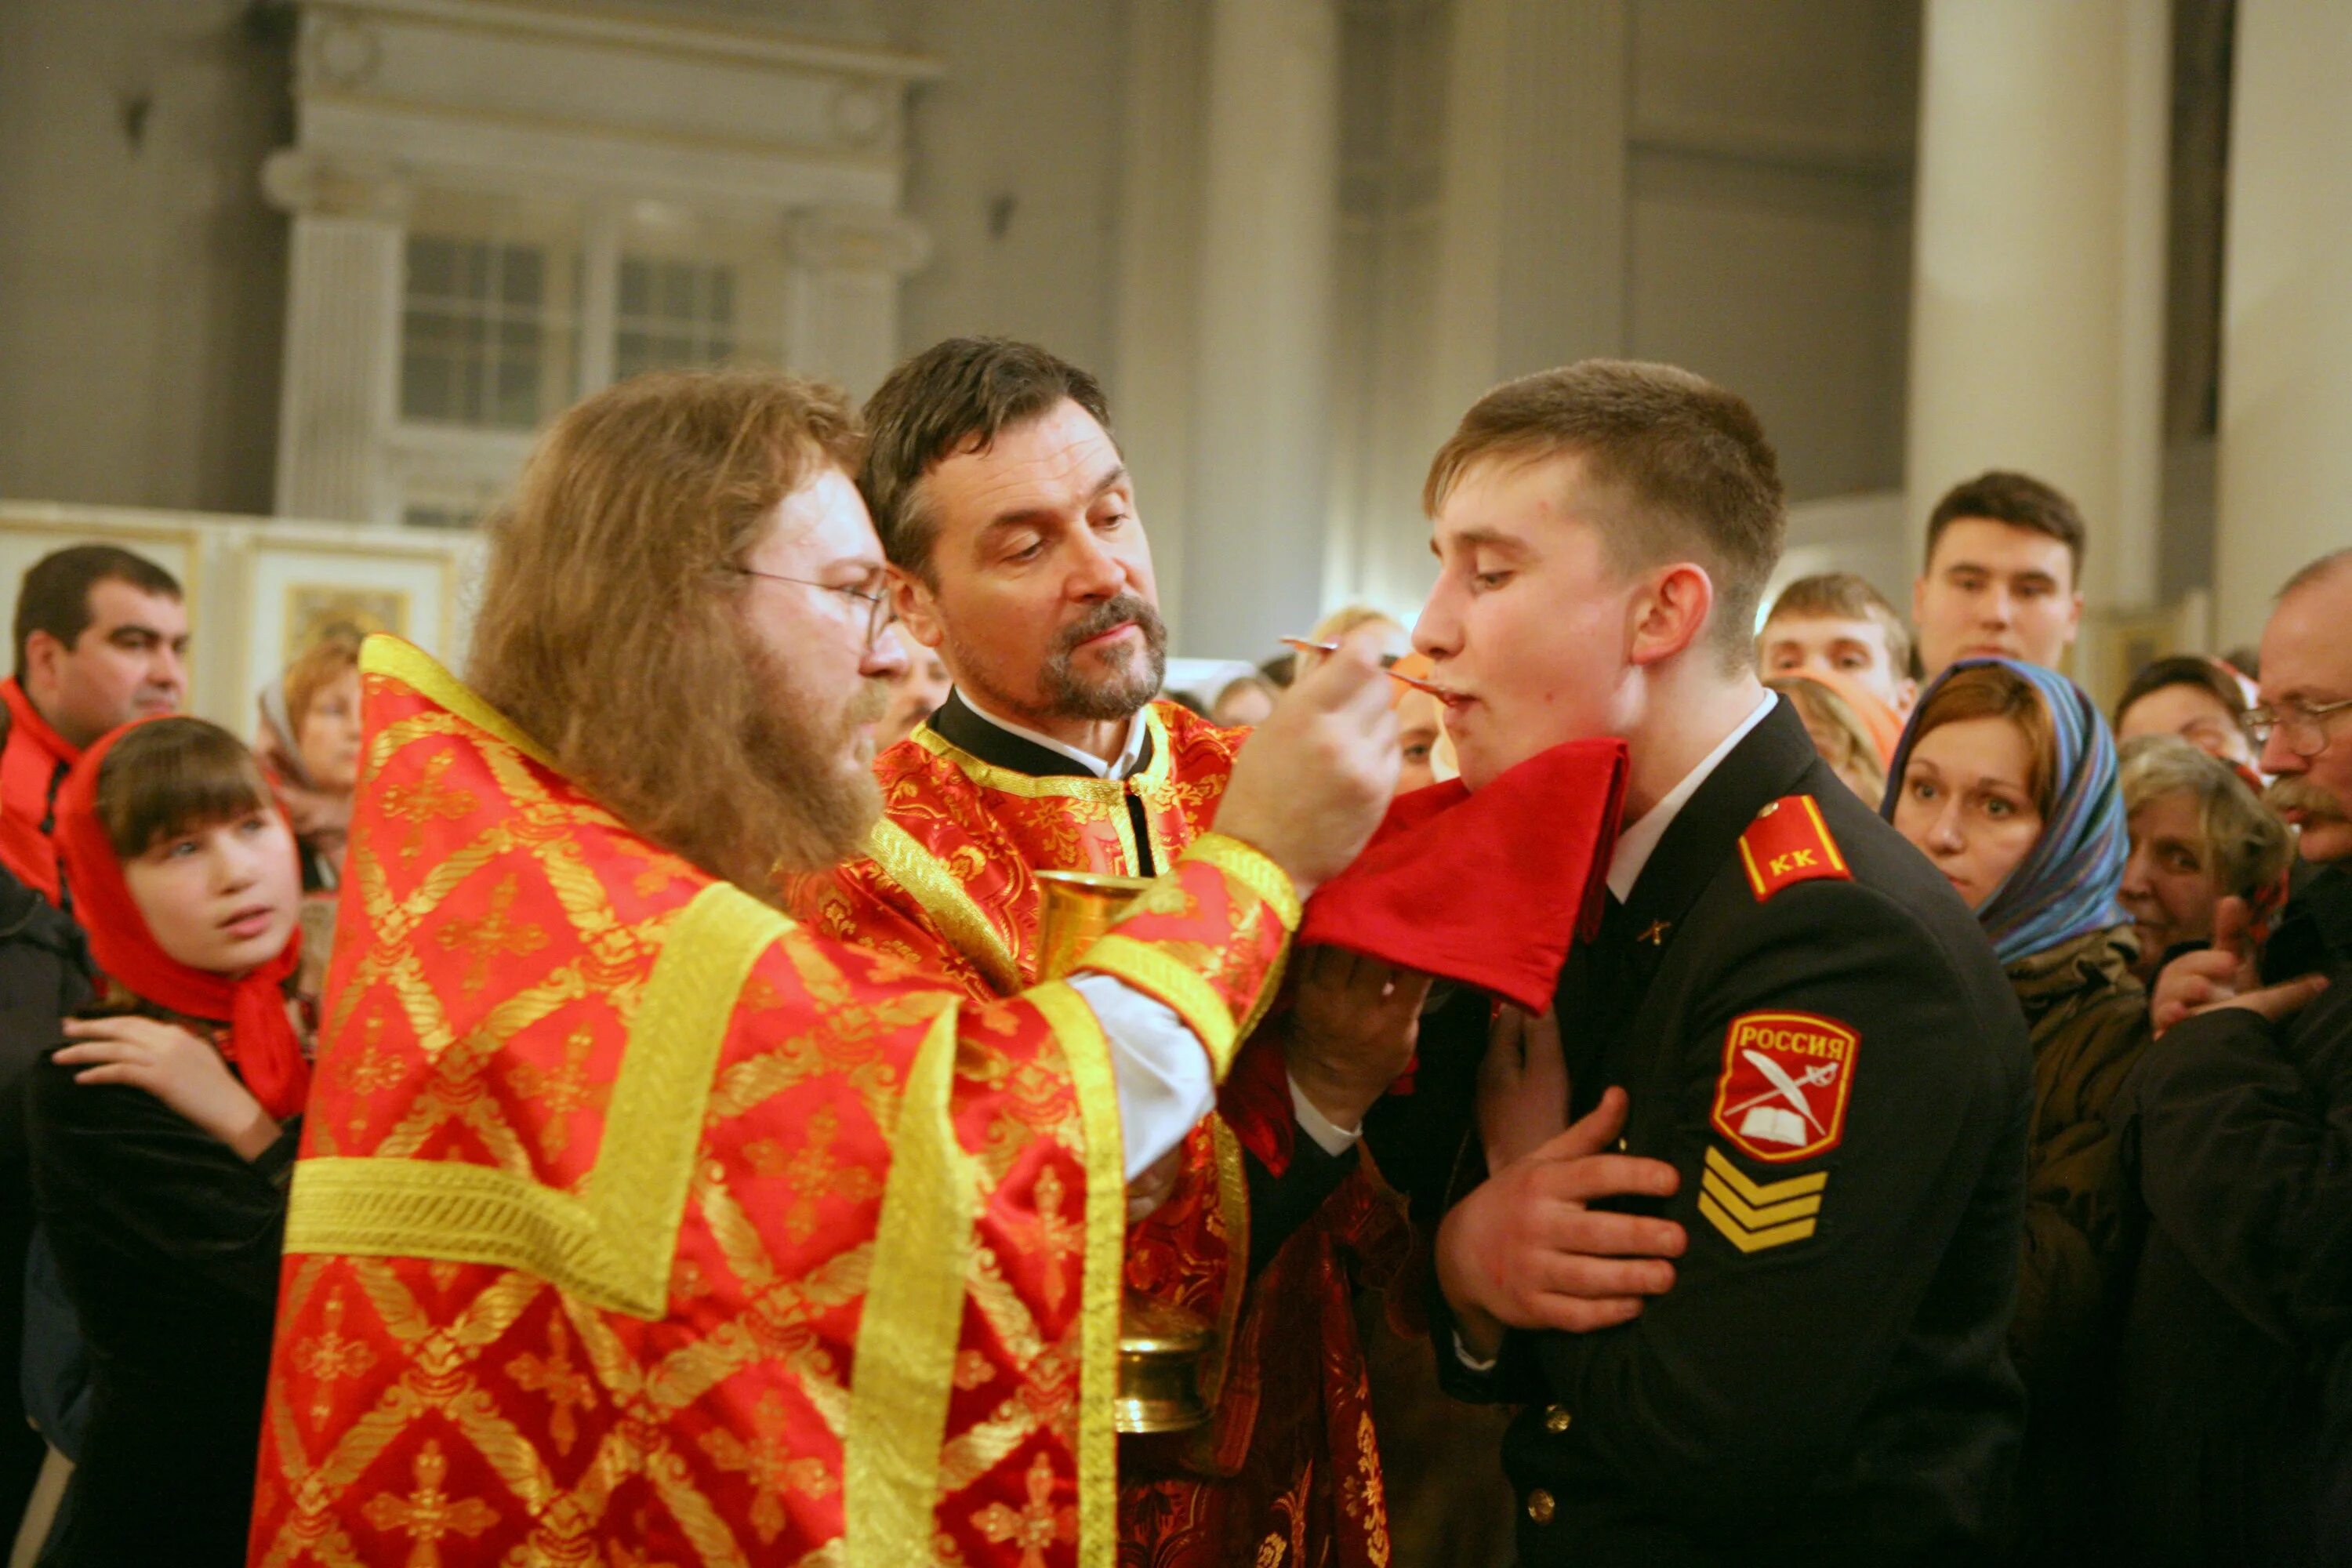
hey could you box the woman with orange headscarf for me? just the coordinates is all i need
[27,716,310,1568]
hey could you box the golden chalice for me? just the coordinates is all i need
[1034,868,1214,1435]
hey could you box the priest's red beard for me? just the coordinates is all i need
[739,640,888,876]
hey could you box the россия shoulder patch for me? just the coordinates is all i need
[1737,794,1850,901]
[1709,1009,1857,1163]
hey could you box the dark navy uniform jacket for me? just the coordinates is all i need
[1396,697,2031,1566]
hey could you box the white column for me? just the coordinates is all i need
[1428,0,1628,425]
[1180,0,1342,659]
[263,151,408,523]
[2213,2,2352,646]
[1904,0,2170,614]
[784,207,931,404]
[1108,0,1210,644]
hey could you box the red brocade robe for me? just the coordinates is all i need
[788,699,1408,1568]
[249,641,1301,1568]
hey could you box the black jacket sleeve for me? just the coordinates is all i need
[2118,975,2352,1346]
[27,1053,296,1311]
[1501,882,2024,1522]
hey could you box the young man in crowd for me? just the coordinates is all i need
[252,368,1405,1566]
[0,546,187,908]
[789,337,1420,1567]
[1413,360,2033,1563]
[2115,547,2352,1565]
[1912,470,2085,680]
[1756,570,1918,715]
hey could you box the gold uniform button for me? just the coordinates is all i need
[1543,1404,1573,1434]
[1526,1488,1556,1524]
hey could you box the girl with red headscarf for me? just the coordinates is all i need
[27,715,309,1568]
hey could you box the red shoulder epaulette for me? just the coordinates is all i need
[1737,794,1851,901]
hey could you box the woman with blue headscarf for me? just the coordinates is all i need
[1885,656,2146,1568]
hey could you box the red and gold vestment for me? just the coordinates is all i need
[249,641,1298,1568]
[789,701,1406,1568]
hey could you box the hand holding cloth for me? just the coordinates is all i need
[1223,737,1627,1171]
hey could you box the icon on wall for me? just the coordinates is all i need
[285,585,410,655]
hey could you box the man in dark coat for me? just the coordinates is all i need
[2114,548,2352,1566]
[1395,361,2032,1566]
[0,858,91,1524]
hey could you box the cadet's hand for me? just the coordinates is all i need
[1436,1087,1684,1359]
[56,1016,281,1161]
[1216,629,1399,898]
[1285,946,1431,1130]
[2151,897,2328,1035]
[1478,1006,1570,1172]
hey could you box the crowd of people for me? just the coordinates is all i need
[0,338,2342,1568]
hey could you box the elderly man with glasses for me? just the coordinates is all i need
[2112,546,2352,1566]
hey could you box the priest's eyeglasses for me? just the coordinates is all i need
[727,568,898,648]
[2245,694,2352,758]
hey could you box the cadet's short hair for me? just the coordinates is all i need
[859,337,1115,583]
[1762,572,1916,679]
[13,545,183,681]
[1925,471,2086,585]
[1423,359,1785,670]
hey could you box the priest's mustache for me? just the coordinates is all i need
[1056,593,1167,658]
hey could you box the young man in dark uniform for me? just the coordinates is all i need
[1406,361,2033,1564]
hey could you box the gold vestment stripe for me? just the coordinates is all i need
[1702,1144,1828,1205]
[861,818,1024,994]
[913,703,1178,802]
[844,1003,976,1566]
[359,635,556,769]
[1181,833,1303,931]
[283,881,781,1318]
[1027,982,1124,1568]
[1076,931,1240,1080]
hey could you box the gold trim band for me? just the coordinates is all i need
[1076,931,1240,1080]
[1027,982,1123,1567]
[1181,833,1301,932]
[844,1003,975,1565]
[283,880,782,1318]
[861,818,1024,994]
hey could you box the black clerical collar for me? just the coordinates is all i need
[926,689,1156,781]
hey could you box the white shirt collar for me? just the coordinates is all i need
[1606,691,1779,903]
[953,689,1151,781]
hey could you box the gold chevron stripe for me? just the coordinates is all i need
[1697,1192,1817,1254]
[1700,1168,1824,1230]
[1703,1144,1828,1206]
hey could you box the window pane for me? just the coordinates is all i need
[499,246,544,309]
[619,257,652,316]
[407,236,458,299]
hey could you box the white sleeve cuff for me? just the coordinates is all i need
[1453,1330,1500,1373]
[1288,1073,1364,1157]
[1066,971,1215,1182]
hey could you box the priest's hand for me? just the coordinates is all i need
[1285,946,1432,1130]
[1436,1087,1684,1359]
[1478,1005,1570,1172]
[1217,628,1399,898]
